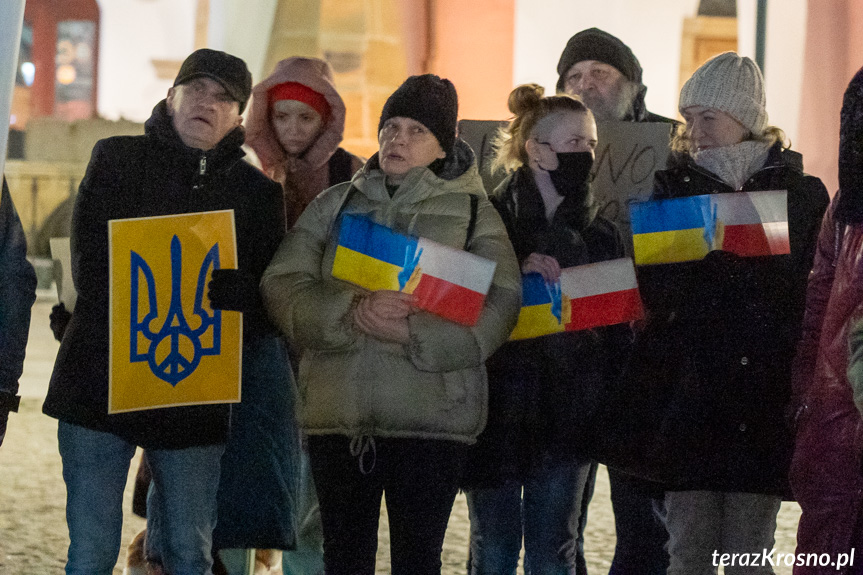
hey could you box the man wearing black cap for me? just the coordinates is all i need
[43,49,287,575]
[557,27,673,124]
[556,27,672,575]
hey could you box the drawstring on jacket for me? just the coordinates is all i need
[349,434,377,475]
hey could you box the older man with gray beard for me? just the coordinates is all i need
[555,26,673,575]
[557,27,673,124]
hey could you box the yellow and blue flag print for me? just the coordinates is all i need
[331,214,495,326]
[630,190,789,265]
[108,210,241,414]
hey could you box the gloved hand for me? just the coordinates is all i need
[50,302,72,342]
[207,269,261,312]
[0,408,7,448]
[0,392,21,449]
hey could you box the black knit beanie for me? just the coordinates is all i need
[835,65,863,224]
[378,74,458,156]
[556,28,643,93]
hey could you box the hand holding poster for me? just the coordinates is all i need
[332,214,496,326]
[630,190,790,265]
[108,210,241,414]
[50,237,77,311]
[509,257,644,341]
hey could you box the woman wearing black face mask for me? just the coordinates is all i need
[462,84,630,575]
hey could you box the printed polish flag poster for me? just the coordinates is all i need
[630,190,789,265]
[331,214,496,326]
[509,257,644,341]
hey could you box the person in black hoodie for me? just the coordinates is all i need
[42,49,290,575]
[462,84,629,575]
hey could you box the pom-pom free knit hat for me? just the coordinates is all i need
[556,28,643,92]
[679,51,768,136]
[378,74,458,156]
[268,82,331,123]
[174,49,252,113]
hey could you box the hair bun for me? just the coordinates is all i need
[508,84,545,116]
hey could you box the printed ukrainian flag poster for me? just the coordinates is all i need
[332,213,496,326]
[108,210,241,414]
[630,190,789,265]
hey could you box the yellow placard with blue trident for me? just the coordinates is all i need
[108,210,241,414]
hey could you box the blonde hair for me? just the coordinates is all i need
[492,84,593,173]
[671,121,788,155]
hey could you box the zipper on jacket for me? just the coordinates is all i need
[193,153,208,190]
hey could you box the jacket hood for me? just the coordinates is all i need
[245,57,346,177]
[354,138,484,203]
[836,66,863,224]
[145,100,246,166]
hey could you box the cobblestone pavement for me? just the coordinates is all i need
[0,298,803,574]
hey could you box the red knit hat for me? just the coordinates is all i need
[268,82,331,122]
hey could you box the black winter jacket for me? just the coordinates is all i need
[462,165,630,488]
[0,177,36,403]
[623,143,829,495]
[43,101,285,449]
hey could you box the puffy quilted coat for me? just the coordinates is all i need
[261,140,521,444]
[790,198,863,571]
[790,65,863,572]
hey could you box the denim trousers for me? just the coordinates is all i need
[308,434,467,575]
[58,421,224,575]
[664,490,781,575]
[465,451,592,575]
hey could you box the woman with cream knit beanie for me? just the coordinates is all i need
[628,52,829,574]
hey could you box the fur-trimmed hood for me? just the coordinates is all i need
[245,57,347,178]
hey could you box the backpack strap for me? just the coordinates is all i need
[328,148,355,187]
[464,194,479,250]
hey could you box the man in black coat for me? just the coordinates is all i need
[556,26,672,575]
[43,49,285,575]
[0,177,37,449]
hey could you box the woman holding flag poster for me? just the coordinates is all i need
[260,74,520,574]
[629,52,828,573]
[459,84,631,575]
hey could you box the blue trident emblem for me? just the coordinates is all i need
[130,235,221,386]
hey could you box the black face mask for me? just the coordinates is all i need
[545,151,594,197]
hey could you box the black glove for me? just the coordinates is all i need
[0,392,21,449]
[50,302,72,342]
[207,269,261,312]
[0,409,7,448]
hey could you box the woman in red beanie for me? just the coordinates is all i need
[246,56,364,229]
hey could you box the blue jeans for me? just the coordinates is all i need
[58,421,224,575]
[466,452,592,575]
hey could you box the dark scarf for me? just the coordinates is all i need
[508,165,599,268]
[835,66,863,224]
